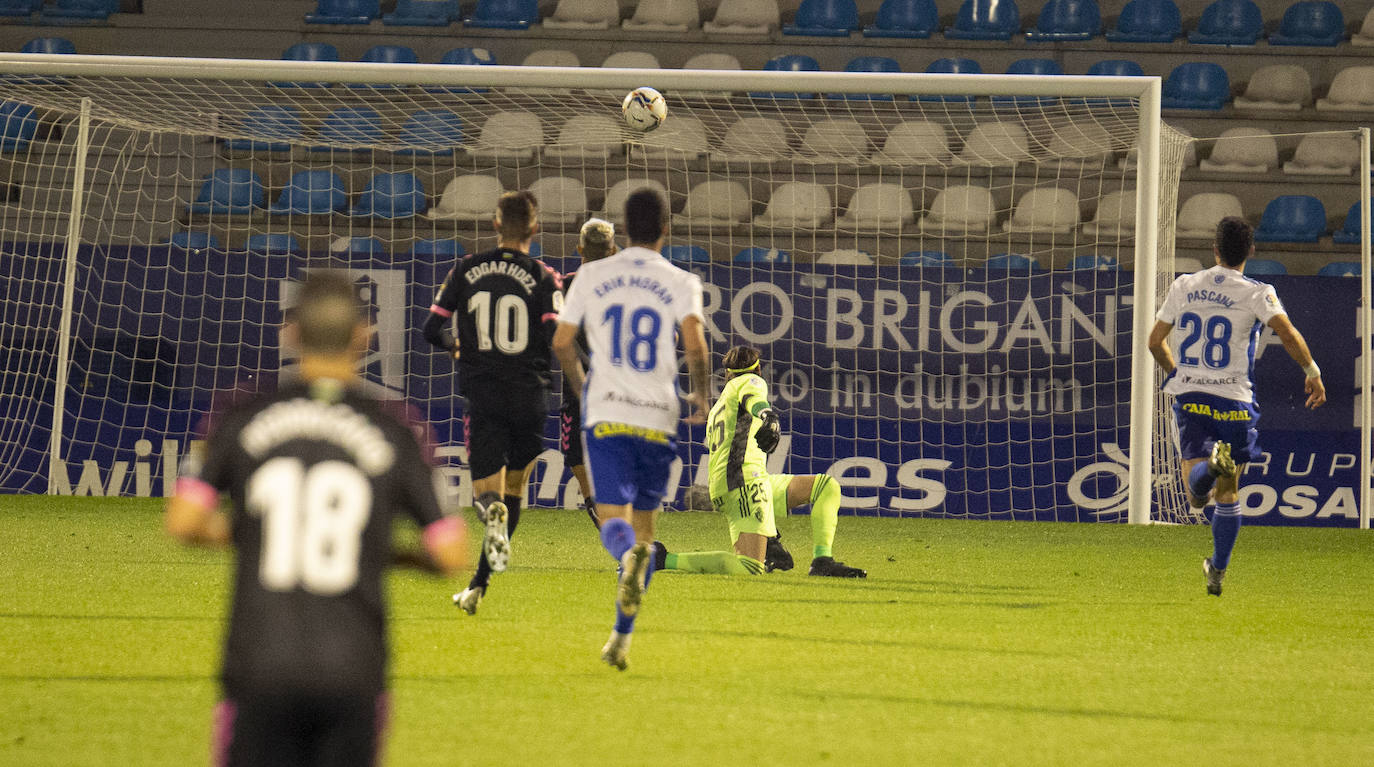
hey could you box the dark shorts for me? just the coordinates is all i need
[463,384,548,480]
[1172,392,1261,464]
[559,400,583,467]
[214,691,388,767]
[583,423,679,510]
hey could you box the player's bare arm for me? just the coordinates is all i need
[1268,313,1325,409]
[165,482,230,547]
[1147,319,1176,376]
[553,321,585,395]
[681,315,710,424]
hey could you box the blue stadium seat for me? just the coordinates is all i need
[396,110,464,155]
[187,169,266,215]
[783,0,860,36]
[827,57,901,100]
[1161,62,1230,110]
[270,170,349,215]
[750,55,821,99]
[41,0,117,20]
[428,47,497,94]
[360,44,419,65]
[1025,0,1102,41]
[735,247,792,264]
[944,0,1020,40]
[384,0,459,25]
[1317,262,1360,277]
[0,101,38,152]
[225,105,303,152]
[411,238,466,257]
[282,42,340,62]
[1105,0,1181,42]
[1243,258,1288,275]
[163,232,221,250]
[664,244,711,263]
[1254,195,1326,243]
[305,0,380,24]
[995,59,1064,106]
[21,36,76,54]
[917,58,982,103]
[464,0,539,29]
[1188,0,1263,45]
[864,0,937,37]
[1086,59,1145,77]
[311,107,384,151]
[1067,254,1119,270]
[0,1,43,19]
[985,253,1042,270]
[1332,200,1371,244]
[243,234,301,254]
[337,236,388,256]
[1269,1,1343,46]
[899,250,953,267]
[352,172,427,219]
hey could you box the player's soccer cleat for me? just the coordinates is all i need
[582,499,600,530]
[1207,441,1237,479]
[808,556,867,578]
[483,500,510,573]
[1203,557,1225,596]
[651,540,668,571]
[764,533,794,573]
[453,586,484,615]
[617,543,651,617]
[601,630,631,671]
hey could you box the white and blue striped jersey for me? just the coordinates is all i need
[1156,264,1287,403]
[557,245,704,434]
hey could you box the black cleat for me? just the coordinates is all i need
[651,540,669,571]
[1203,557,1225,596]
[765,534,794,572]
[808,556,867,578]
[582,498,600,529]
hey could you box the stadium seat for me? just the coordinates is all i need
[1354,7,1374,46]
[1086,59,1145,77]
[601,51,660,70]
[1269,1,1343,46]
[1233,65,1311,111]
[623,0,699,30]
[872,120,952,165]
[665,244,712,263]
[282,42,339,62]
[42,0,117,20]
[601,179,668,223]
[865,0,937,37]
[1025,0,1102,41]
[754,182,832,229]
[1161,63,1230,110]
[636,115,710,160]
[430,48,495,95]
[1104,0,1180,42]
[1255,195,1327,243]
[188,169,265,215]
[837,183,915,230]
[243,234,301,254]
[270,170,349,215]
[546,115,624,160]
[1243,258,1288,275]
[1199,128,1277,173]
[411,238,466,258]
[735,246,792,263]
[1188,0,1263,44]
[920,184,997,234]
[353,172,426,219]
[528,176,587,225]
[1081,188,1136,236]
[1316,66,1374,112]
[676,180,752,226]
[899,250,953,267]
[356,45,419,81]
[798,118,869,163]
[225,105,303,152]
[1176,192,1243,239]
[1333,200,1372,244]
[917,58,982,104]
[312,107,383,151]
[0,101,37,152]
[396,110,464,155]
[545,0,618,28]
[1067,254,1119,270]
[0,2,43,19]
[985,253,1042,270]
[751,54,820,99]
[944,0,1020,40]
[384,0,459,25]
[332,236,387,256]
[713,116,790,162]
[783,0,859,35]
[1121,123,1196,170]
[1042,122,1114,168]
[306,0,380,24]
[1173,257,1205,272]
[957,122,1032,165]
[703,0,779,32]
[465,0,539,28]
[816,249,874,265]
[1317,261,1360,277]
[827,57,901,100]
[995,59,1064,107]
[521,49,579,67]
[1284,134,1361,176]
[163,232,220,250]
[21,37,75,54]
[1004,187,1080,234]
[467,110,543,160]
[427,175,505,220]
[683,52,740,70]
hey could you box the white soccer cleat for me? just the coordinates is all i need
[601,630,631,671]
[453,587,484,615]
[483,500,510,573]
[617,543,651,617]
[1203,557,1225,597]
[1207,441,1237,479]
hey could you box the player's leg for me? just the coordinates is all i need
[786,474,866,578]
[219,693,308,767]
[453,399,512,614]
[661,480,768,576]
[1174,398,1236,510]
[1204,412,1257,596]
[562,405,598,527]
[311,691,387,767]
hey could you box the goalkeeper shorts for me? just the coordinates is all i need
[712,474,793,542]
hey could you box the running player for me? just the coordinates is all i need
[660,345,866,578]
[166,270,467,767]
[422,191,563,616]
[1148,216,1325,596]
[560,217,616,527]
[553,189,710,670]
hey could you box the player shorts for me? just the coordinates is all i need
[462,383,548,480]
[559,400,583,468]
[583,422,678,511]
[214,690,388,767]
[1172,392,1261,464]
[713,473,793,542]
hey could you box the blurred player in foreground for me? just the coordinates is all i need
[554,189,710,670]
[166,270,467,766]
[1148,216,1324,596]
[660,345,866,579]
[560,217,616,526]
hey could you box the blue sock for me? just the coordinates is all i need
[600,517,634,562]
[1188,460,1218,501]
[614,604,635,634]
[1211,503,1242,570]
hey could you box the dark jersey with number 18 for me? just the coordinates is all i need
[188,377,446,698]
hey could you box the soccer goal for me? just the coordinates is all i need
[0,54,1195,523]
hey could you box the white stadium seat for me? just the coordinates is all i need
[920,184,997,235]
[545,114,624,160]
[427,175,505,220]
[798,118,869,164]
[713,116,791,162]
[599,178,669,223]
[816,249,875,265]
[1199,128,1278,173]
[1354,7,1374,46]
[1233,65,1312,111]
[703,0,779,33]
[600,51,661,69]
[682,52,740,70]
[674,180,752,226]
[1317,66,1374,112]
[516,50,580,95]
[872,120,952,165]
[527,176,587,225]
[1176,193,1244,239]
[633,115,710,160]
[754,181,832,229]
[1081,188,1137,237]
[1283,133,1361,175]
[543,0,619,29]
[623,0,700,30]
[1041,122,1114,168]
[466,111,543,160]
[836,183,915,231]
[1004,187,1081,234]
[957,122,1032,165]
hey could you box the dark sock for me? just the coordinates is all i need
[504,494,523,539]
[1211,503,1242,570]
[468,494,521,591]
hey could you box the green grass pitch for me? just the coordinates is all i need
[1,495,1372,766]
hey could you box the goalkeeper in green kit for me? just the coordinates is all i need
[659,345,866,578]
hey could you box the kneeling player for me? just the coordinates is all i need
[661,346,866,578]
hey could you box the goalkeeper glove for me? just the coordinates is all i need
[755,409,781,454]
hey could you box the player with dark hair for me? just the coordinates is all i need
[1148,215,1325,596]
[553,188,711,670]
[422,190,563,616]
[660,345,866,578]
[561,217,617,526]
[166,270,467,767]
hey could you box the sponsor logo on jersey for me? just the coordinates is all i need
[1179,402,1251,421]
[591,421,673,444]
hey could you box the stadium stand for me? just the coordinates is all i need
[163,232,221,250]
[1243,258,1288,275]
[944,0,1020,39]
[270,170,349,215]
[1284,134,1361,176]
[918,57,982,103]
[242,234,301,255]
[754,182,833,229]
[872,120,952,165]
[601,51,660,69]
[921,184,997,234]
[333,236,387,255]
[1024,0,1102,41]
[311,107,383,150]
[958,122,1033,165]
[751,54,820,99]
[1268,1,1343,46]
[0,2,42,19]
[281,42,339,62]
[816,249,875,265]
[899,250,953,267]
[21,36,75,54]
[1176,192,1245,239]
[985,253,1043,270]
[1086,59,1145,78]
[0,101,37,152]
[544,0,618,28]
[546,115,623,160]
[1254,195,1327,243]
[623,0,700,30]
[1187,0,1264,44]
[1199,128,1278,173]
[225,106,302,152]
[798,118,870,164]
[714,116,790,162]
[1233,65,1311,112]
[734,246,792,263]
[410,238,466,257]
[702,0,779,33]
[427,175,505,220]
[1004,187,1081,234]
[1316,67,1374,112]
[305,0,380,25]
[783,0,860,36]
[188,169,265,215]
[598,179,668,223]
[863,0,938,37]
[1354,7,1374,46]
[1317,262,1360,277]
[467,110,543,160]
[396,110,465,155]
[634,115,710,159]
[675,180,752,227]
[1081,188,1136,237]
[41,0,118,21]
[664,244,711,263]
[464,0,540,28]
[383,0,460,26]
[1333,201,1372,245]
[828,56,901,100]
[1104,0,1181,42]
[1161,62,1230,110]
[836,183,915,231]
[527,176,587,226]
[1067,254,1119,270]
[352,172,427,219]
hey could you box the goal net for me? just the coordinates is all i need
[0,55,1190,522]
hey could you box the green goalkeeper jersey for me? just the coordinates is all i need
[707,373,773,495]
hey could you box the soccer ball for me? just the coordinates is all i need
[621,87,667,133]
